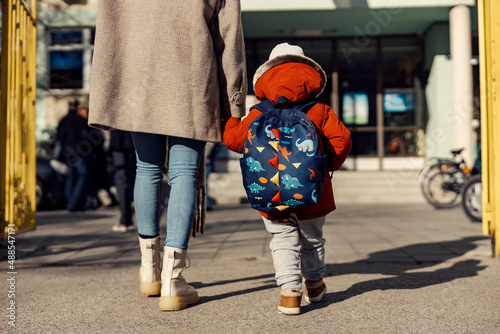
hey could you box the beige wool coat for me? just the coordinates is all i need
[88,0,247,142]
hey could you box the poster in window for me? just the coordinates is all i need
[342,92,369,125]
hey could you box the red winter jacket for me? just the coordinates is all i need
[224,62,352,221]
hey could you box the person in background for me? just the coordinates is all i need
[56,98,90,211]
[109,130,137,232]
[77,105,113,209]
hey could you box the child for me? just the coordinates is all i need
[223,43,352,315]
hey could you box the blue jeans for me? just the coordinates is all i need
[65,156,90,209]
[131,133,206,249]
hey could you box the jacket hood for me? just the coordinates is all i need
[254,62,326,103]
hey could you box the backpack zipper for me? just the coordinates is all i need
[301,118,314,129]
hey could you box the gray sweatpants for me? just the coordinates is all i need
[262,213,326,291]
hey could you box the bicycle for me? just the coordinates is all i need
[462,174,482,221]
[419,148,472,208]
[462,148,482,222]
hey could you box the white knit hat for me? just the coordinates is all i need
[252,43,327,96]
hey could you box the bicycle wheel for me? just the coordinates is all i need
[424,171,460,208]
[420,162,458,206]
[461,174,482,222]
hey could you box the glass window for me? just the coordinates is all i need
[254,39,282,66]
[382,37,420,75]
[49,51,83,89]
[245,35,426,161]
[381,37,423,128]
[383,88,415,127]
[350,132,377,156]
[48,28,94,90]
[342,92,369,126]
[384,130,421,156]
[246,39,283,94]
[337,38,377,76]
[50,31,83,45]
[295,39,333,75]
[338,77,377,127]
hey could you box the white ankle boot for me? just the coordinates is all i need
[138,236,162,296]
[158,246,199,311]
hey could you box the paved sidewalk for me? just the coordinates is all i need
[6,200,500,333]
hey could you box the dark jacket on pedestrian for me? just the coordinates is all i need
[56,111,90,161]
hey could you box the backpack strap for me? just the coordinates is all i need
[251,96,334,178]
[251,99,275,113]
[251,96,323,114]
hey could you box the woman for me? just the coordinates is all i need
[88,1,247,311]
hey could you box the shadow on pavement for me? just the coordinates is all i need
[193,273,277,303]
[302,236,488,313]
[13,233,138,268]
[303,259,485,313]
[187,237,488,307]
[203,218,266,234]
[36,210,116,225]
[328,236,487,275]
[198,283,277,303]
[12,209,136,267]
[13,209,489,308]
[193,273,275,289]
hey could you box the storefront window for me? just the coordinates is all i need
[382,37,422,127]
[350,132,377,156]
[339,77,377,128]
[50,31,82,45]
[383,88,415,127]
[382,37,420,75]
[384,130,421,156]
[337,38,378,154]
[342,92,369,126]
[245,35,426,162]
[49,51,83,89]
[48,28,94,90]
[338,38,377,75]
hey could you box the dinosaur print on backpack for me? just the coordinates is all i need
[239,97,326,212]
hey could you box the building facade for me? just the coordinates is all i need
[36,0,479,170]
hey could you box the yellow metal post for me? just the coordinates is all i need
[478,0,500,256]
[0,0,37,239]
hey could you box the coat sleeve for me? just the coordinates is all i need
[223,109,261,153]
[212,0,247,119]
[321,105,352,171]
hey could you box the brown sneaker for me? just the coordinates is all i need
[304,279,327,303]
[277,289,302,315]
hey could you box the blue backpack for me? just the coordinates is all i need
[240,96,326,212]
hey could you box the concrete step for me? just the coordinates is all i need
[208,170,426,206]
[332,171,425,204]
